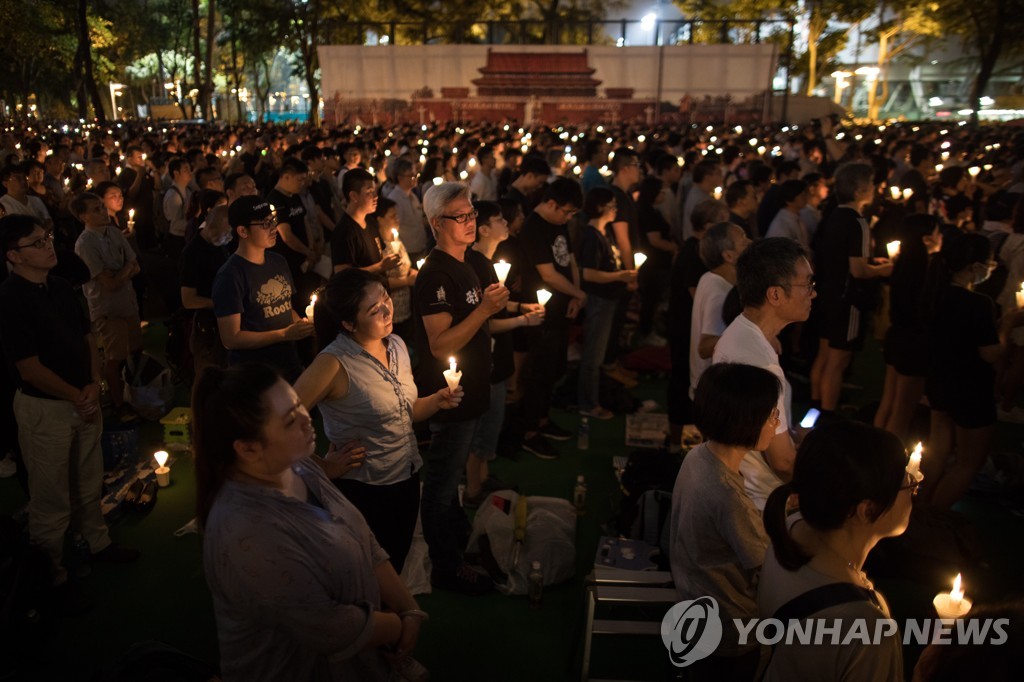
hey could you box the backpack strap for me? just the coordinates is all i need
[771,582,879,624]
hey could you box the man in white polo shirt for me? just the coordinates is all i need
[712,237,815,509]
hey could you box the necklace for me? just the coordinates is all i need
[815,536,874,590]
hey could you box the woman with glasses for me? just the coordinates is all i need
[668,362,780,680]
[760,421,915,682]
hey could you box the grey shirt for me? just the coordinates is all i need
[75,225,139,319]
[669,443,768,655]
[317,333,422,485]
[203,459,391,682]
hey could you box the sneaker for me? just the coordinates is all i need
[0,455,16,478]
[431,563,495,595]
[92,542,140,564]
[522,434,559,460]
[539,420,572,441]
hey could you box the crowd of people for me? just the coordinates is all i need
[2,113,1024,680]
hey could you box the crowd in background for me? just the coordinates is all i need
[2,114,1024,680]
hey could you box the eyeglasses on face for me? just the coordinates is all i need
[248,217,277,230]
[783,277,816,293]
[12,231,54,250]
[441,209,478,225]
[899,473,920,497]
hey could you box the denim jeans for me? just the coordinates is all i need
[470,381,507,462]
[578,295,619,412]
[421,417,479,575]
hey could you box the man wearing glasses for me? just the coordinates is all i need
[518,178,587,460]
[0,214,139,599]
[212,196,314,382]
[414,182,508,595]
[712,237,816,511]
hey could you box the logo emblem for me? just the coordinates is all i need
[661,597,723,667]
[435,286,447,303]
[466,287,480,305]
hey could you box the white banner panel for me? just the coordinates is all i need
[319,44,777,102]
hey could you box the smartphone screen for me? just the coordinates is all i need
[800,408,820,429]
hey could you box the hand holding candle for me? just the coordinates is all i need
[493,259,511,286]
[390,228,402,254]
[933,573,972,619]
[305,294,317,323]
[713,186,723,200]
[633,252,647,270]
[886,241,901,260]
[442,356,462,392]
[154,450,171,487]
[536,289,552,307]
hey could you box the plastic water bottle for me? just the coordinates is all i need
[573,474,587,516]
[577,417,590,451]
[528,560,544,609]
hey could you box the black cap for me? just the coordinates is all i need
[228,195,272,228]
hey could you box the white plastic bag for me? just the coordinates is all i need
[467,490,576,595]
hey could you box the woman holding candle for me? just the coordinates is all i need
[921,231,999,509]
[463,200,544,504]
[759,421,915,681]
[578,187,637,420]
[195,362,426,681]
[294,268,462,573]
[372,197,416,342]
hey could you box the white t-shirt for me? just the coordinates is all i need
[689,270,733,399]
[712,313,791,510]
[0,194,51,224]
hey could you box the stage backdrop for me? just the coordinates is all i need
[317,44,778,125]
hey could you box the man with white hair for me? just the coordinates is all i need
[414,182,508,595]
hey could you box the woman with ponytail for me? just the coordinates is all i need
[669,362,780,679]
[194,363,425,681]
[759,422,915,681]
[921,231,999,509]
[294,267,463,573]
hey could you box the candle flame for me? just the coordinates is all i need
[129,208,135,219]
[448,357,456,373]
[310,294,317,304]
[951,573,963,599]
[392,228,399,240]
[913,442,923,457]
[890,186,900,199]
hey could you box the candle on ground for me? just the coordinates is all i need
[154,450,171,487]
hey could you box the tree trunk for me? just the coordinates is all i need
[202,0,216,119]
[191,0,203,118]
[806,36,818,97]
[229,13,242,122]
[77,0,107,122]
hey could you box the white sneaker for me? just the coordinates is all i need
[0,456,16,478]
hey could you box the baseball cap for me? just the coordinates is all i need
[228,195,273,228]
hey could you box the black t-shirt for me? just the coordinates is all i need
[465,248,514,384]
[493,236,527,301]
[667,237,705,340]
[502,186,530,218]
[520,211,574,320]
[815,206,867,306]
[636,204,672,270]
[413,248,492,422]
[0,273,91,399]
[211,252,301,374]
[179,235,229,300]
[926,285,998,402]
[309,178,335,223]
[331,212,382,269]
[611,185,641,257]
[266,188,309,276]
[579,224,625,300]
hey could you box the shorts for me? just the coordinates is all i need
[469,381,507,462]
[94,316,143,361]
[821,302,867,352]
[883,325,928,377]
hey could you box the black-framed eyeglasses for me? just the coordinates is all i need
[782,277,815,293]
[440,210,478,225]
[248,217,276,230]
[556,205,580,217]
[11,231,54,250]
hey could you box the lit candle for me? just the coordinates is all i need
[902,188,914,200]
[390,228,402,254]
[442,356,462,392]
[713,186,723,200]
[305,294,317,322]
[890,186,901,200]
[154,450,171,488]
[933,573,972,619]
[127,208,135,234]
[459,170,469,180]
[432,176,443,186]
[115,166,122,176]
[416,258,426,270]
[493,259,511,286]
[907,442,923,477]
[1016,282,1024,309]
[633,253,648,269]
[968,166,981,178]
[886,241,901,259]
[536,289,552,307]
